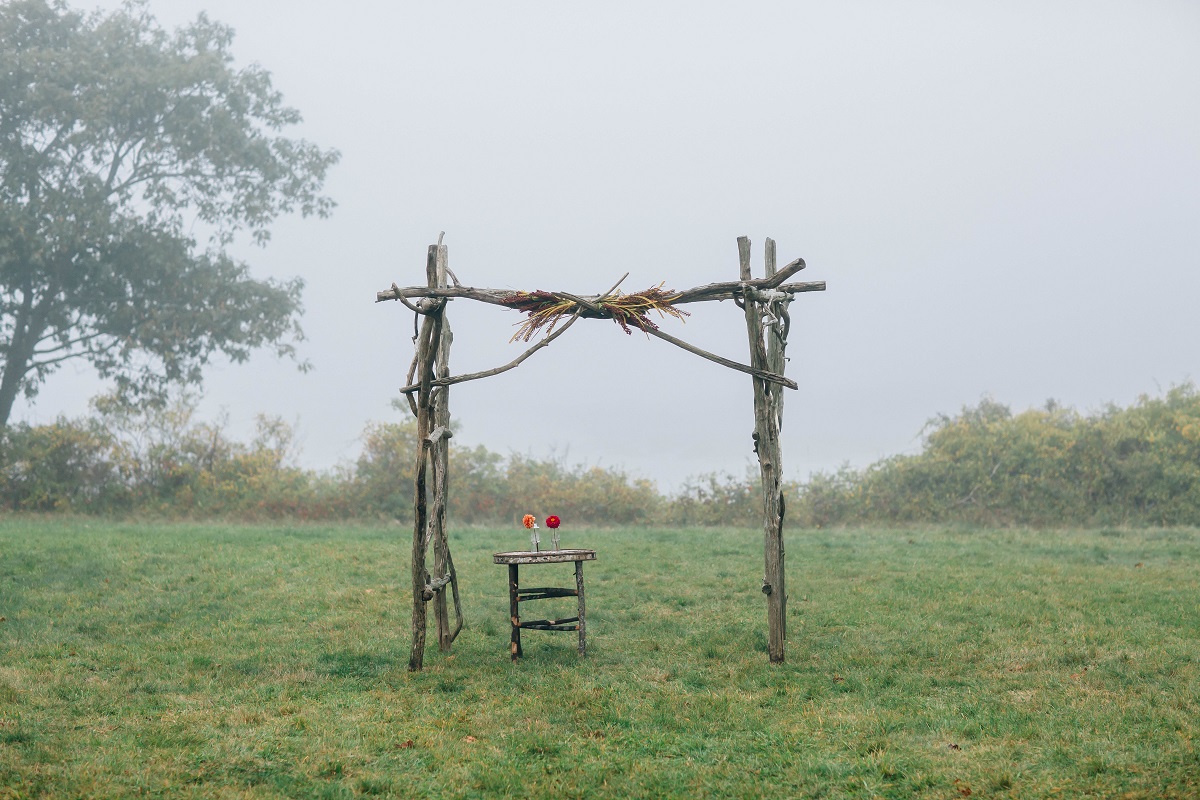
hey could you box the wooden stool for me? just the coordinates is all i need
[493,549,596,660]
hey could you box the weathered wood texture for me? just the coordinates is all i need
[576,559,587,656]
[408,243,463,671]
[642,326,797,389]
[740,236,788,664]
[508,564,522,660]
[493,549,597,565]
[499,552,594,660]
[430,247,463,654]
[516,587,579,600]
[375,272,824,307]
[520,618,580,632]
[380,270,823,397]
[393,275,630,396]
[408,245,439,670]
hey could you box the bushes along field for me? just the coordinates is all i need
[3,385,1200,527]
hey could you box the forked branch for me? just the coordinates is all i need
[396,273,630,395]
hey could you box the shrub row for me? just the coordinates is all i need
[788,384,1200,528]
[0,397,668,524]
[3,385,1199,527]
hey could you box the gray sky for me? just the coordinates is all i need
[19,1,1200,491]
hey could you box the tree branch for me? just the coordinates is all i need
[375,271,825,308]
[27,345,112,370]
[396,273,629,396]
[377,284,514,307]
[32,335,95,356]
[642,327,797,390]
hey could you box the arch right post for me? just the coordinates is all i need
[739,235,790,663]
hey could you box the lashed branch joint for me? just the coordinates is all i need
[422,572,454,601]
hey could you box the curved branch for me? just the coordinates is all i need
[391,283,426,315]
[396,273,629,396]
[397,308,585,395]
[642,327,797,390]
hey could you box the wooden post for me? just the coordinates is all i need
[509,564,522,661]
[409,244,444,672]
[575,560,587,656]
[428,243,464,653]
[764,238,791,435]
[740,236,787,663]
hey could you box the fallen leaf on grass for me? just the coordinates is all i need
[1135,562,1144,568]
[954,778,972,796]
[464,736,477,743]
[398,740,414,749]
[947,743,961,750]
[832,674,844,683]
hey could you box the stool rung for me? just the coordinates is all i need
[517,587,578,600]
[520,616,579,631]
[521,624,579,632]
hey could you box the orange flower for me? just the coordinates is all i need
[522,514,537,529]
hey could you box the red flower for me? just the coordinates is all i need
[545,515,561,529]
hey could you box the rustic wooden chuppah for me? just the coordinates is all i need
[377,235,824,671]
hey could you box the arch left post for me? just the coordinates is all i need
[408,239,461,671]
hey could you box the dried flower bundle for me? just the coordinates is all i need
[501,284,691,342]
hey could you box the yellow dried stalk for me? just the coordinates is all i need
[502,284,689,342]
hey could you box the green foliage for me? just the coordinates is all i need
[350,413,661,525]
[791,383,1200,528]
[788,464,860,528]
[352,418,420,518]
[0,0,338,428]
[0,416,120,511]
[446,442,506,522]
[5,384,1200,527]
[0,402,316,518]
[496,452,661,526]
[1081,385,1200,524]
[663,470,760,527]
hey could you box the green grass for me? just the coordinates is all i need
[0,519,1197,799]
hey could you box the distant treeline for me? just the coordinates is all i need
[2,385,1199,527]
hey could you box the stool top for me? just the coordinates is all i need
[493,549,596,565]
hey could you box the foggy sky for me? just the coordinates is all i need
[19,1,1200,491]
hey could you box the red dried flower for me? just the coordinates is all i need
[545,515,561,529]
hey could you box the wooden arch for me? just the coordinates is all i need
[376,235,825,670]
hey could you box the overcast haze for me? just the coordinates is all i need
[17,1,1200,491]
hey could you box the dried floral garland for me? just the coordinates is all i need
[500,284,691,342]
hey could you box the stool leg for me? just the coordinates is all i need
[575,560,586,657]
[509,564,522,660]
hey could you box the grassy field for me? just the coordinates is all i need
[0,519,1197,799]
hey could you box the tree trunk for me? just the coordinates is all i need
[0,291,42,431]
[0,359,25,431]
